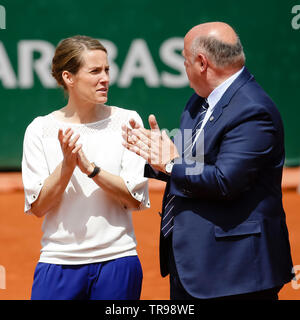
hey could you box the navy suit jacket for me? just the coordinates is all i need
[145,67,294,298]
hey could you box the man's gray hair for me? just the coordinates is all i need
[191,35,245,68]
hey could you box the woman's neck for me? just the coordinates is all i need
[58,97,110,124]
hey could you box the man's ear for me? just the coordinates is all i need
[62,71,74,88]
[197,53,208,72]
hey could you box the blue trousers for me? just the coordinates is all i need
[31,256,143,300]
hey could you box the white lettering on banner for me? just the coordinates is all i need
[0,42,17,87]
[118,39,160,87]
[99,39,119,85]
[18,40,56,88]
[160,37,187,88]
[0,5,5,30]
[291,5,300,30]
[0,38,188,89]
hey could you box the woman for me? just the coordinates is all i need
[21,35,150,300]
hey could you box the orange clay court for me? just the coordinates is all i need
[0,169,300,300]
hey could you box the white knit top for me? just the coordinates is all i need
[22,106,150,265]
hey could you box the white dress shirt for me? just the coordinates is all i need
[192,67,244,147]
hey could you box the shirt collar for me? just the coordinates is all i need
[207,67,244,110]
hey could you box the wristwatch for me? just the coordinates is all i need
[165,159,175,175]
[88,162,101,178]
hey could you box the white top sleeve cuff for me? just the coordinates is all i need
[24,180,44,214]
[121,175,150,210]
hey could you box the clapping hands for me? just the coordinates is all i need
[121,114,179,173]
[58,128,93,175]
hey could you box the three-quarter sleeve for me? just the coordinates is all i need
[21,118,49,213]
[120,111,150,210]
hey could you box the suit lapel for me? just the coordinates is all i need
[203,67,253,134]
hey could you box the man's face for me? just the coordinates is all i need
[182,38,202,95]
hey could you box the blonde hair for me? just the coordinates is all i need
[52,35,107,90]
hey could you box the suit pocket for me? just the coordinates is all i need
[214,221,261,239]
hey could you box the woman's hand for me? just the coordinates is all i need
[58,128,82,169]
[31,128,82,218]
[73,133,140,209]
[77,148,94,176]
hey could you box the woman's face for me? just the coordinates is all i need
[71,49,109,104]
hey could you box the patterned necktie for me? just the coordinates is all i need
[192,99,209,143]
[161,99,209,238]
[183,99,209,155]
[161,192,176,238]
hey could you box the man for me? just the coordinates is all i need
[122,22,294,300]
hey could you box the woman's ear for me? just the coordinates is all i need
[62,71,74,88]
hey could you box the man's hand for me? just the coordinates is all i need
[122,114,179,173]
